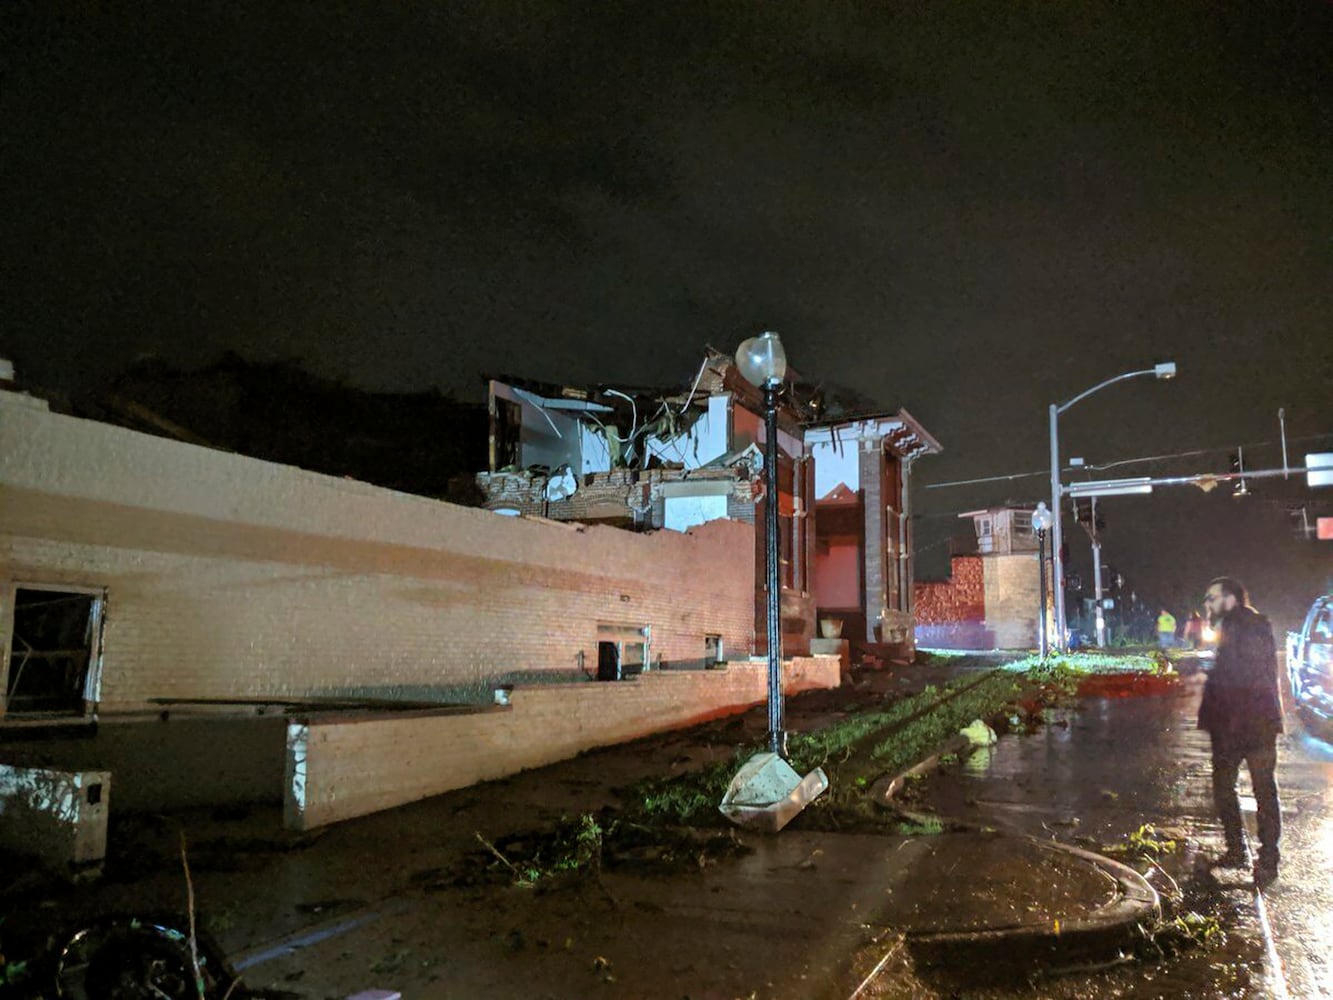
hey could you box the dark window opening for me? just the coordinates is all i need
[493,398,521,471]
[596,624,649,681]
[704,634,724,667]
[597,640,621,681]
[6,588,100,715]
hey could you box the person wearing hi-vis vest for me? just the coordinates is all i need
[1156,608,1177,648]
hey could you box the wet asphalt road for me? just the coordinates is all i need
[913,656,1333,999]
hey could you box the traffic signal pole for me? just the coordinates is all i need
[1091,501,1106,646]
[1049,403,1066,651]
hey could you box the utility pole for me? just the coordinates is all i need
[1091,496,1106,647]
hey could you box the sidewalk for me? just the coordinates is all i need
[10,662,1159,998]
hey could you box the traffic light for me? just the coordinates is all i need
[1231,447,1251,498]
[1073,496,1104,530]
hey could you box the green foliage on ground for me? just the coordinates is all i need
[629,651,1158,830]
[633,749,758,826]
[895,816,944,836]
[483,812,606,887]
[1141,909,1227,959]
[1103,823,1179,861]
[788,675,1004,774]
[864,673,1022,778]
[1166,910,1224,947]
[1003,651,1161,675]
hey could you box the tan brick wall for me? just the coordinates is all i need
[982,553,1042,649]
[0,392,758,713]
[287,656,840,829]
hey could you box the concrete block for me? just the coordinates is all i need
[0,765,110,872]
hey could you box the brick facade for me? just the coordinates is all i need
[914,556,985,625]
[0,391,850,825]
[288,656,839,829]
[982,553,1044,650]
[913,555,992,648]
[0,392,759,714]
[914,552,1047,650]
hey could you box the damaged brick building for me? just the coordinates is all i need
[475,349,942,664]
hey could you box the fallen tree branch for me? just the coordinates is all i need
[474,831,521,876]
[179,830,205,999]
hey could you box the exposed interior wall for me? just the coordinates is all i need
[644,393,731,469]
[813,540,860,609]
[664,492,729,532]
[0,392,757,715]
[287,655,840,830]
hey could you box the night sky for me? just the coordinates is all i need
[4,2,1330,625]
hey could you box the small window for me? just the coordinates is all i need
[595,624,650,681]
[5,586,103,716]
[704,634,724,667]
[1013,512,1034,534]
[977,517,992,537]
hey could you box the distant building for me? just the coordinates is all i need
[915,506,1052,650]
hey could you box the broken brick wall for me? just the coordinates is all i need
[912,555,992,649]
[0,391,759,715]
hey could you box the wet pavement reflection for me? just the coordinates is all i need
[910,659,1333,998]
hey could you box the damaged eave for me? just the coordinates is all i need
[891,407,943,458]
[802,407,942,460]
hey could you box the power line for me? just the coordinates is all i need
[924,431,1333,490]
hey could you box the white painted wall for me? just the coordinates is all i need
[580,422,612,473]
[664,493,729,532]
[645,393,731,469]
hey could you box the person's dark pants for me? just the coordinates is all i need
[1211,736,1281,864]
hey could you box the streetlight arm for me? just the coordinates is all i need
[1056,369,1159,415]
[1049,360,1175,652]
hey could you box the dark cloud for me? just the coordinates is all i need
[2,0,1330,620]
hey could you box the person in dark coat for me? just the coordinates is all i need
[1198,576,1284,885]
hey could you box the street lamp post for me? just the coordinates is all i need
[1049,362,1176,651]
[736,331,788,756]
[1032,502,1052,658]
[1090,509,1105,646]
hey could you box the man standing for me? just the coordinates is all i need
[1198,577,1284,886]
[1156,608,1177,649]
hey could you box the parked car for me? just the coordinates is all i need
[1287,594,1333,723]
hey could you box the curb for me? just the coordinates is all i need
[904,838,1160,977]
[867,730,1161,979]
